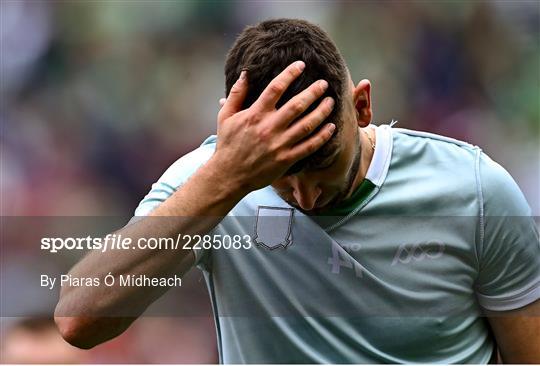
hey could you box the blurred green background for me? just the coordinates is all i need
[1,0,538,363]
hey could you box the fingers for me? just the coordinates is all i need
[288,123,336,162]
[276,79,329,125]
[254,61,305,110]
[283,97,335,144]
[219,71,248,121]
[219,98,226,107]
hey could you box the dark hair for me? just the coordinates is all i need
[224,18,348,174]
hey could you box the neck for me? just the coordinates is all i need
[348,126,376,197]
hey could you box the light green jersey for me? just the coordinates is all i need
[134,124,539,363]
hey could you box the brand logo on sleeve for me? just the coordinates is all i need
[254,206,294,250]
[391,242,445,265]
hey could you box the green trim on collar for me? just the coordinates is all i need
[321,179,376,216]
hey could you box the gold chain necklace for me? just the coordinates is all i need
[363,128,375,152]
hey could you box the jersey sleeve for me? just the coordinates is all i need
[475,152,540,311]
[131,136,217,267]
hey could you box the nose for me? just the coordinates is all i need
[291,179,322,211]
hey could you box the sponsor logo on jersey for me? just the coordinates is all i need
[254,206,294,250]
[391,242,445,265]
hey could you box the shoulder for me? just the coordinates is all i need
[478,152,531,216]
[392,127,530,214]
[133,135,216,216]
[392,127,478,158]
[389,128,480,180]
[389,127,479,188]
[158,135,216,187]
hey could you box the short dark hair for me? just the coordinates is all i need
[224,18,348,174]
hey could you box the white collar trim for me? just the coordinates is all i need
[365,124,393,187]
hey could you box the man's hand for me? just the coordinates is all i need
[55,61,335,349]
[211,61,336,193]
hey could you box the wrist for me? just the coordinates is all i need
[203,154,252,201]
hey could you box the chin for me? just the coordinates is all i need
[297,203,331,216]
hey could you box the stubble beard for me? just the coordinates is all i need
[305,127,362,215]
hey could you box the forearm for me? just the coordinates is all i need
[55,60,332,348]
[55,157,247,347]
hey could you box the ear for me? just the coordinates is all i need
[352,79,372,127]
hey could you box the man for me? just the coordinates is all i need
[55,19,540,363]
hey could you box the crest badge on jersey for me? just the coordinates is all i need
[254,206,294,250]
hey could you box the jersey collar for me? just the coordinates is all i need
[365,123,393,188]
[311,124,393,225]
[249,124,394,230]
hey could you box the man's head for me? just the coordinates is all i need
[224,19,372,213]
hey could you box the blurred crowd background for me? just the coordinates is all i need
[1,0,538,363]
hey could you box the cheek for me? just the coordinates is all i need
[316,173,348,196]
[270,181,293,200]
[327,157,353,186]
[271,179,289,192]
[318,157,356,195]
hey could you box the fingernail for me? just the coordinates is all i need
[326,97,334,107]
[319,80,328,90]
[328,123,336,132]
[239,70,246,80]
[296,61,305,71]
